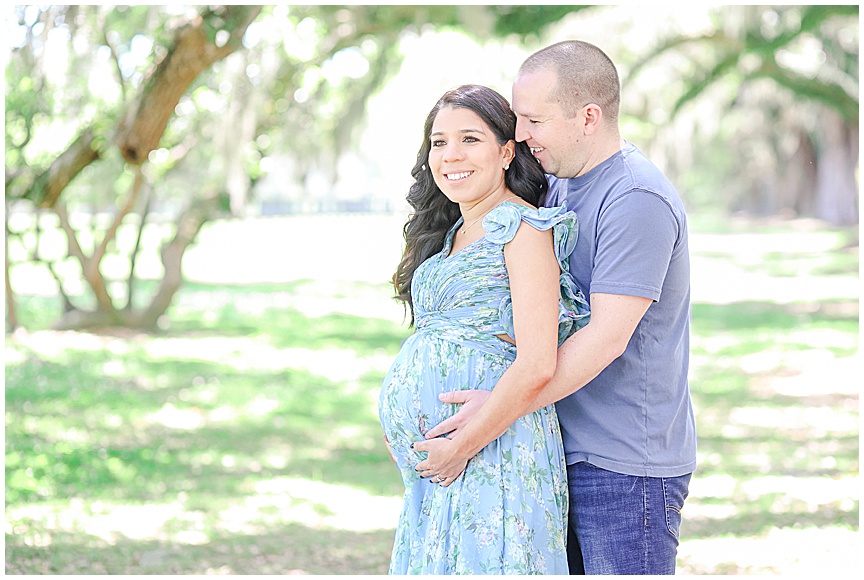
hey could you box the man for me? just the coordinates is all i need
[414,40,697,575]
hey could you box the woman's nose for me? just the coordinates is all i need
[441,142,464,162]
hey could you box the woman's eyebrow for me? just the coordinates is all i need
[430,128,485,136]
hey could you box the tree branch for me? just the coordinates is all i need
[751,57,859,124]
[92,165,144,266]
[101,14,128,103]
[126,185,152,310]
[28,128,102,208]
[54,203,116,316]
[115,5,261,165]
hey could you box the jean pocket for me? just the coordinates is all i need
[664,503,682,539]
[662,474,691,539]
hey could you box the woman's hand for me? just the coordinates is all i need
[383,435,396,464]
[412,437,469,487]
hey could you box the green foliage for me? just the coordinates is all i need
[490,5,591,37]
[628,5,858,122]
[6,4,592,205]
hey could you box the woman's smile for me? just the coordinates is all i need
[445,171,474,181]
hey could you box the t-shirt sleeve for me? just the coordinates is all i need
[590,190,681,301]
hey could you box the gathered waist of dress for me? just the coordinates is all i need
[415,309,516,360]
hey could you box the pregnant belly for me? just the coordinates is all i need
[378,333,510,467]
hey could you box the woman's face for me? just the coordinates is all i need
[428,106,514,205]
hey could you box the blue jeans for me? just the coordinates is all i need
[566,462,691,575]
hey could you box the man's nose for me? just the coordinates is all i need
[514,117,529,143]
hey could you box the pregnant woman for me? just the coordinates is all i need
[378,84,588,574]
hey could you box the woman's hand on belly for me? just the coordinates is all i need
[412,437,469,487]
[383,435,396,464]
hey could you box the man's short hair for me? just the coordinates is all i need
[519,40,620,122]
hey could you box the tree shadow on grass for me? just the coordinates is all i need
[164,305,410,356]
[5,522,394,574]
[692,300,858,334]
[160,281,411,355]
[693,432,859,479]
[6,346,404,508]
[684,504,858,540]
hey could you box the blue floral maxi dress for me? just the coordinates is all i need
[378,202,590,575]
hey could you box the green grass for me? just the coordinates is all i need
[5,216,860,574]
[5,278,411,574]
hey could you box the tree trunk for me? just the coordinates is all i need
[815,110,859,226]
[139,196,215,327]
[790,131,819,217]
[5,217,18,333]
[52,196,215,331]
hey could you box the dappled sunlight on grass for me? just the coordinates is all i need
[6,509,395,574]
[170,280,407,326]
[677,220,859,574]
[7,476,401,549]
[143,335,397,384]
[8,500,197,546]
[145,403,208,430]
[678,526,859,575]
[689,224,858,305]
[5,297,405,573]
[725,405,857,434]
[6,329,135,362]
[740,475,858,512]
[687,472,858,516]
[235,477,402,532]
[754,353,860,400]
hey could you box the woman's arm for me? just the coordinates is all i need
[412,222,561,484]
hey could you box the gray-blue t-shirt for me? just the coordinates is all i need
[546,141,697,478]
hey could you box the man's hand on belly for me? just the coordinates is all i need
[424,390,491,439]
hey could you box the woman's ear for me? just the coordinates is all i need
[503,140,516,168]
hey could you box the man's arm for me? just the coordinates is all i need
[424,292,651,439]
[527,292,651,411]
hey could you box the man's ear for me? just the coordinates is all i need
[582,103,603,135]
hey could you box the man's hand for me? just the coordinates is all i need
[412,437,469,487]
[424,390,491,439]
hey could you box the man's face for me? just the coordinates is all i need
[512,69,586,179]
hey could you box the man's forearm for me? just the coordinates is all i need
[526,322,621,413]
[430,295,650,444]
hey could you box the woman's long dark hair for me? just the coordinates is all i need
[392,84,548,324]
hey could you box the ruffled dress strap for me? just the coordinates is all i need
[483,202,590,345]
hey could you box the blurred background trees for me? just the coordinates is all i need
[625,4,858,225]
[5,4,859,332]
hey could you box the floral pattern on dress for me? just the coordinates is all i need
[378,202,589,575]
